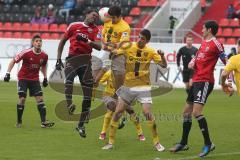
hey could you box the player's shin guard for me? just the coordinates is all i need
[180,115,192,145]
[109,120,118,144]
[101,110,113,133]
[65,80,73,106]
[17,104,24,123]
[78,98,91,127]
[196,115,212,145]
[147,120,159,145]
[37,101,46,123]
[130,113,143,135]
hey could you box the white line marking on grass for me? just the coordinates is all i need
[154,151,240,160]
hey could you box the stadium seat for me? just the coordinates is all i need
[219,18,229,27]
[22,23,31,31]
[0,22,2,29]
[58,24,67,32]
[226,38,236,45]
[13,32,22,38]
[3,22,12,31]
[218,38,225,44]
[130,7,141,16]
[229,19,239,27]
[51,33,60,39]
[41,33,51,39]
[216,27,222,36]
[124,16,133,25]
[222,28,232,37]
[31,24,40,31]
[49,24,58,31]
[39,24,49,32]
[22,32,32,39]
[233,28,240,37]
[4,32,12,38]
[138,0,158,7]
[12,22,21,31]
[0,32,3,37]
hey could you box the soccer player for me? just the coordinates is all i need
[177,35,198,93]
[102,29,167,151]
[3,35,54,128]
[221,39,240,95]
[95,6,131,98]
[169,20,227,157]
[98,70,145,141]
[55,9,102,138]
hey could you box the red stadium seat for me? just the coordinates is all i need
[3,22,12,31]
[124,16,133,25]
[13,32,22,38]
[58,24,67,32]
[226,38,236,45]
[229,19,239,27]
[51,33,60,39]
[218,38,225,44]
[219,18,229,27]
[216,28,222,36]
[22,32,31,39]
[0,32,3,37]
[22,23,31,31]
[49,24,58,32]
[0,22,3,30]
[41,33,51,39]
[222,28,232,37]
[39,24,49,31]
[130,7,141,16]
[4,32,12,38]
[233,28,240,37]
[138,0,158,7]
[12,23,21,31]
[31,24,40,31]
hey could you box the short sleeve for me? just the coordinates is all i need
[151,50,162,63]
[64,24,73,39]
[14,50,28,63]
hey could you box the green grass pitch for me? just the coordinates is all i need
[0,82,239,160]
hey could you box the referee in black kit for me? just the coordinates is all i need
[177,35,198,93]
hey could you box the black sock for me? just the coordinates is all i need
[37,101,46,123]
[78,98,91,127]
[65,82,73,106]
[186,88,190,94]
[196,115,212,146]
[180,116,192,145]
[17,104,24,123]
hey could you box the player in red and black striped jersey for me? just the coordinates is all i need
[170,21,227,157]
[56,9,102,138]
[4,35,54,128]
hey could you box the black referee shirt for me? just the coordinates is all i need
[176,46,198,70]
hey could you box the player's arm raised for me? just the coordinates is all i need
[157,50,167,68]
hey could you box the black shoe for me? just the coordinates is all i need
[169,143,189,153]
[41,121,55,128]
[118,117,127,129]
[199,143,215,157]
[67,104,76,115]
[76,126,86,138]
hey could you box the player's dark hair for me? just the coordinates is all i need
[238,39,240,46]
[186,34,193,39]
[31,34,42,47]
[204,20,219,36]
[140,29,151,41]
[108,6,121,17]
[85,9,99,15]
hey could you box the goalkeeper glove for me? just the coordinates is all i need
[4,73,10,82]
[55,59,64,71]
[42,78,48,87]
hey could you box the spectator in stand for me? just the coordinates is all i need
[44,4,56,24]
[31,5,44,24]
[228,47,237,59]
[227,4,235,19]
[70,0,85,17]
[200,0,206,13]
[58,0,76,21]
[13,0,25,5]
[168,15,178,34]
[4,0,14,6]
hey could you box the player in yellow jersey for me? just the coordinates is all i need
[98,70,145,141]
[102,29,167,151]
[221,39,240,95]
[95,6,131,100]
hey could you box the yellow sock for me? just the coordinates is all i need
[109,120,118,144]
[101,110,113,133]
[130,114,143,135]
[147,120,159,145]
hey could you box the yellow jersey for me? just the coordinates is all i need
[116,42,162,87]
[99,70,115,97]
[102,19,130,44]
[224,54,240,95]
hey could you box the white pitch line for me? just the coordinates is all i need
[154,151,240,160]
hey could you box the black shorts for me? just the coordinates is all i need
[18,80,43,98]
[186,82,214,105]
[182,69,194,83]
